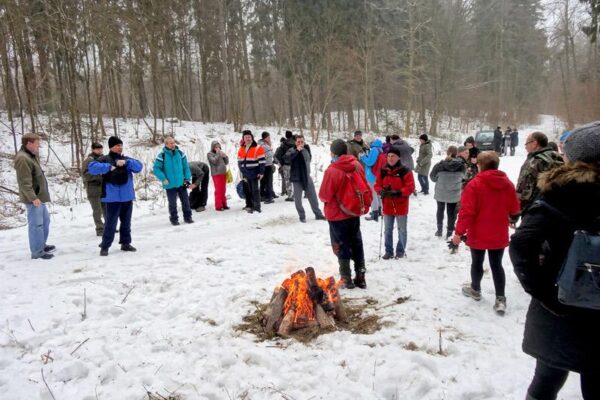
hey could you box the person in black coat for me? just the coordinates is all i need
[509,121,600,400]
[493,126,503,154]
[510,128,519,156]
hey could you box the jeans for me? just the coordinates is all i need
[25,203,50,258]
[292,180,323,219]
[212,174,227,209]
[469,248,505,296]
[166,185,192,222]
[436,201,458,235]
[101,201,133,249]
[527,359,600,400]
[328,217,365,263]
[260,166,276,200]
[417,174,429,194]
[383,214,407,256]
[368,182,380,212]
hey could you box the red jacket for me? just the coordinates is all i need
[455,169,520,250]
[374,163,415,216]
[319,155,369,221]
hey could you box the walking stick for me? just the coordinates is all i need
[378,198,384,259]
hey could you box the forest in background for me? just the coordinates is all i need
[0,0,599,169]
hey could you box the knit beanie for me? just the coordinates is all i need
[261,131,270,139]
[387,147,401,158]
[242,130,254,139]
[330,139,347,156]
[564,121,600,163]
[91,142,103,149]
[108,136,123,149]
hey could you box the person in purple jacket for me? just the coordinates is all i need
[88,136,143,256]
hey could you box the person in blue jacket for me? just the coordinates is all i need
[153,136,193,226]
[361,139,384,221]
[88,136,143,256]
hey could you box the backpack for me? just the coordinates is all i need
[538,200,600,310]
[335,165,373,217]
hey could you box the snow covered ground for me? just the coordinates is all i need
[0,116,582,400]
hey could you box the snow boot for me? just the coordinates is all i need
[493,296,507,315]
[339,259,355,289]
[382,253,393,260]
[121,244,137,252]
[435,225,443,237]
[353,260,367,289]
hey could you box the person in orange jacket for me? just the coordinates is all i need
[237,130,265,213]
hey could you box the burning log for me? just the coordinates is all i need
[264,288,288,334]
[265,268,346,337]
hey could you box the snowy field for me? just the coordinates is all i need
[0,116,582,400]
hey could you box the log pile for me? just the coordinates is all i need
[262,267,347,337]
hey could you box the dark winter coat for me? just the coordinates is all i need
[319,155,368,221]
[375,163,415,216]
[460,157,478,189]
[14,146,51,203]
[188,161,210,187]
[429,158,465,203]
[509,162,600,373]
[510,130,519,147]
[274,138,295,165]
[455,169,520,250]
[390,139,415,170]
[83,152,104,197]
[493,128,503,152]
[285,145,312,188]
[415,140,433,176]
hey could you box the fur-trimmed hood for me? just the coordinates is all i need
[538,161,600,193]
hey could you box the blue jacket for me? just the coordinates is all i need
[88,152,143,203]
[360,139,383,183]
[152,146,192,189]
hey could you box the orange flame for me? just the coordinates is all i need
[280,270,341,324]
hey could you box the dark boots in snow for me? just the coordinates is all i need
[353,260,367,289]
[338,259,355,289]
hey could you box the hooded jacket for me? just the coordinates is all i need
[415,140,433,176]
[360,139,385,183]
[390,139,415,170]
[319,155,369,221]
[347,139,370,159]
[375,163,415,216]
[152,145,192,189]
[455,169,520,250]
[207,141,229,176]
[509,162,600,373]
[258,139,274,166]
[430,157,466,203]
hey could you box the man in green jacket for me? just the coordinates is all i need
[14,133,55,260]
[83,142,106,236]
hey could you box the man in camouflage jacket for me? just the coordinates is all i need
[516,132,564,213]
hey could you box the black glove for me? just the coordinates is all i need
[388,190,402,198]
[379,188,390,198]
[183,180,191,188]
[447,240,459,251]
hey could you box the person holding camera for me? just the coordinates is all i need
[152,136,194,226]
[88,136,143,256]
[375,147,415,259]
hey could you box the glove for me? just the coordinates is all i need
[183,180,191,188]
[447,240,459,251]
[379,188,390,198]
[388,190,402,197]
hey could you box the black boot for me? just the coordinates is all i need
[435,225,442,237]
[338,259,355,289]
[353,260,367,289]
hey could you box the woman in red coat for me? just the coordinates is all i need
[451,151,520,314]
[375,147,415,259]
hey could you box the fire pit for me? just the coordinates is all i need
[262,267,348,337]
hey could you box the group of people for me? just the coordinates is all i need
[13,121,600,399]
[494,126,520,156]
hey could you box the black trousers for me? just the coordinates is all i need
[528,359,600,400]
[243,176,261,211]
[469,248,505,296]
[260,166,275,200]
[328,217,365,263]
[189,172,209,209]
[436,201,458,234]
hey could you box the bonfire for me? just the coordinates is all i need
[262,267,347,336]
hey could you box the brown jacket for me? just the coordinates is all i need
[82,152,104,197]
[14,146,51,203]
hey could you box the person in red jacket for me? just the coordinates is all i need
[451,151,520,314]
[375,147,416,259]
[319,139,368,289]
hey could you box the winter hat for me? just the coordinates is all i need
[559,130,572,143]
[563,121,600,163]
[108,136,123,149]
[261,131,270,139]
[330,139,347,156]
[91,142,103,149]
[285,130,293,139]
[387,147,401,158]
[419,134,428,141]
[242,130,254,139]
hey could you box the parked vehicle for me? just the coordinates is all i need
[475,130,495,151]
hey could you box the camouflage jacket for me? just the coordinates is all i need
[461,157,478,189]
[516,147,564,212]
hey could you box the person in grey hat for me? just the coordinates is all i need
[83,142,106,236]
[510,120,600,400]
